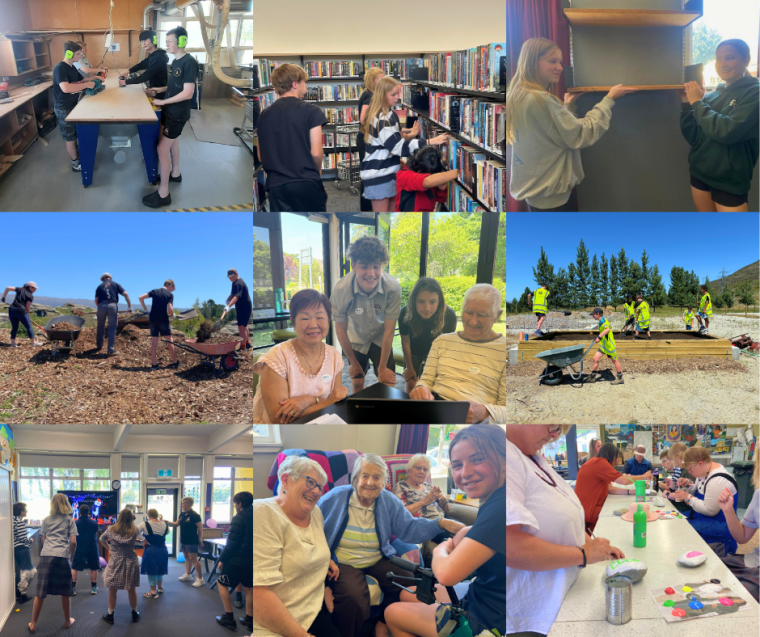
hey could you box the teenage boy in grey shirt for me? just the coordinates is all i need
[331,236,401,393]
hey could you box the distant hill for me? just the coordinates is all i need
[711,261,759,298]
[2,296,187,312]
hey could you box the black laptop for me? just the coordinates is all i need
[345,397,470,424]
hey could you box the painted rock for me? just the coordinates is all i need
[682,586,693,592]
[606,558,647,583]
[719,597,734,606]
[663,600,675,607]
[664,587,676,594]
[613,507,629,516]
[654,496,665,507]
[689,599,703,610]
[678,551,707,567]
[672,608,687,617]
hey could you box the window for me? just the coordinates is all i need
[253,225,274,348]
[184,480,201,505]
[282,213,325,300]
[426,426,459,477]
[689,0,759,89]
[234,468,253,502]
[212,467,232,523]
[121,472,141,508]
[20,478,50,522]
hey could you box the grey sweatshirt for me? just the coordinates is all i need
[509,91,616,209]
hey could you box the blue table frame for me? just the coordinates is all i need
[76,110,161,188]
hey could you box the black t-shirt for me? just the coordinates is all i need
[162,53,199,122]
[398,304,457,359]
[95,281,126,305]
[148,288,174,322]
[126,48,169,96]
[178,510,202,544]
[358,89,373,127]
[10,286,34,314]
[230,278,252,308]
[256,96,329,189]
[53,61,85,110]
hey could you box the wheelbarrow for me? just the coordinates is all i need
[163,337,243,376]
[38,315,87,357]
[535,338,597,386]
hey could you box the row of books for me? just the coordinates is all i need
[365,58,425,79]
[321,106,360,125]
[449,183,489,212]
[253,59,278,88]
[322,132,360,148]
[321,151,360,170]
[256,91,276,112]
[306,61,362,78]
[428,91,505,157]
[424,43,505,92]
[305,84,364,102]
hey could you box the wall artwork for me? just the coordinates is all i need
[666,426,682,443]
[0,426,14,480]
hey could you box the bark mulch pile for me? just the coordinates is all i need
[0,324,252,424]
[195,320,214,343]
[44,322,80,332]
[507,356,748,377]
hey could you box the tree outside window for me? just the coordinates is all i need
[213,467,232,523]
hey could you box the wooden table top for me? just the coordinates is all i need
[0,81,53,119]
[67,75,159,124]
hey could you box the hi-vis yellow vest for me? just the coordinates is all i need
[533,288,549,313]
[636,301,650,328]
[624,302,635,319]
[684,310,695,325]
[699,293,712,317]
[598,317,616,355]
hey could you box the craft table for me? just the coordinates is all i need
[65,74,160,188]
[547,493,759,636]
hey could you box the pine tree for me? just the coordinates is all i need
[668,266,690,308]
[575,239,591,309]
[737,281,755,316]
[722,288,734,313]
[589,254,600,307]
[553,268,569,309]
[600,253,609,310]
[567,263,577,309]
[617,248,629,295]
[520,286,532,312]
[609,254,619,310]
[532,247,555,293]
[640,250,651,299]
[625,262,643,299]
[650,264,668,312]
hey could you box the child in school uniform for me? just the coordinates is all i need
[99,508,141,624]
[13,502,36,604]
[394,146,458,211]
[330,236,401,392]
[360,76,449,212]
[28,493,78,633]
[137,509,170,598]
[70,504,100,596]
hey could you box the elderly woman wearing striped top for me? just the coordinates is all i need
[360,76,449,212]
[410,284,506,424]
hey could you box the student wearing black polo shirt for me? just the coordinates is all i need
[225,269,252,351]
[165,498,204,589]
[142,27,198,208]
[256,63,329,212]
[1,282,42,347]
[53,42,98,173]
[398,277,457,393]
[120,30,168,99]
[139,279,180,371]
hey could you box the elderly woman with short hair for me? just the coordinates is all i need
[253,288,348,423]
[410,283,506,423]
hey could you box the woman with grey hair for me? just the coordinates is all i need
[317,453,465,637]
[252,456,341,637]
[410,283,506,423]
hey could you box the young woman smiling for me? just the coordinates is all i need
[507,38,637,211]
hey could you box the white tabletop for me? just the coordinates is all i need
[547,493,759,636]
[66,74,158,124]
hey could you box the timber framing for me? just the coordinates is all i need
[515,330,733,362]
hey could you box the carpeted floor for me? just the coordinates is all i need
[323,180,366,212]
[3,557,247,636]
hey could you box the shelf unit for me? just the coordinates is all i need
[409,79,505,100]
[0,98,39,177]
[307,76,363,80]
[0,38,51,77]
[453,178,496,213]
[252,86,273,95]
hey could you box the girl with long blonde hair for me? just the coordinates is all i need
[99,508,142,624]
[507,37,636,211]
[359,76,448,212]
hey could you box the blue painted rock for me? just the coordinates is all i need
[677,550,707,567]
[606,558,648,583]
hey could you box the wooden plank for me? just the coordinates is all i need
[0,81,52,119]
[563,9,702,28]
[66,75,157,124]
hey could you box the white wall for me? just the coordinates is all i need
[253,0,506,54]
[0,467,12,633]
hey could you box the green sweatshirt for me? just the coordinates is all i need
[680,75,759,196]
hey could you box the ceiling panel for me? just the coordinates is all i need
[12,425,244,437]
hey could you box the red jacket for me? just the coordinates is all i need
[395,165,448,211]
[574,457,623,532]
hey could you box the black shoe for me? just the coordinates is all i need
[216,615,237,630]
[244,343,252,350]
[131,610,140,622]
[234,593,244,608]
[169,173,182,182]
[71,159,81,172]
[16,594,31,605]
[239,618,252,631]
[142,190,172,208]
[71,586,77,596]
[151,364,159,371]
[170,360,180,369]
[102,613,115,624]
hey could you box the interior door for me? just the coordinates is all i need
[146,487,178,557]
[0,466,13,630]
[339,213,378,277]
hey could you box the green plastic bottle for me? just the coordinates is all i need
[633,504,647,547]
[635,479,645,503]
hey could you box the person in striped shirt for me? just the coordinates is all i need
[410,284,506,423]
[14,502,37,603]
[359,76,449,212]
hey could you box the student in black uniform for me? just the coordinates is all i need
[120,30,169,99]
[142,27,198,208]
[2,282,43,348]
[256,63,329,212]
[138,279,180,371]
[70,505,101,596]
[53,42,98,173]
[225,269,252,351]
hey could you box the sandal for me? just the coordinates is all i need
[143,591,158,598]
[156,587,164,593]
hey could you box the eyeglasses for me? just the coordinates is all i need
[301,476,325,493]
[548,426,562,438]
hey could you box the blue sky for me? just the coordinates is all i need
[3,213,252,308]
[507,213,759,299]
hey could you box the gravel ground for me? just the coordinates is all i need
[506,314,760,424]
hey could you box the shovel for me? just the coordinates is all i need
[212,308,229,332]
[620,317,635,337]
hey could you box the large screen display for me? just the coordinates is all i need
[58,491,118,519]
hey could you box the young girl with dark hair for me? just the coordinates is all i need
[681,39,759,212]
[71,504,100,596]
[398,277,457,393]
[395,145,458,211]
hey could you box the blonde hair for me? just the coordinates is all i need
[271,63,307,96]
[364,67,385,92]
[50,493,73,516]
[506,38,564,146]
[110,508,138,538]
[668,442,688,462]
[147,509,160,519]
[361,76,401,142]
[682,446,712,470]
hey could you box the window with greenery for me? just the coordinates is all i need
[19,479,51,522]
[253,226,275,348]
[282,214,325,300]
[121,472,141,508]
[213,467,232,523]
[184,480,202,506]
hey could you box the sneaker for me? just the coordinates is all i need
[703,329,709,334]
[16,594,31,604]
[178,574,194,582]
[71,586,77,596]
[534,330,541,336]
[169,173,182,182]
[244,343,252,350]
[216,615,238,631]
[192,577,205,587]
[170,360,180,369]
[102,613,115,625]
[131,610,140,622]
[234,593,244,608]
[142,190,172,208]
[239,618,253,631]
[151,364,159,371]
[91,586,99,594]
[71,159,81,172]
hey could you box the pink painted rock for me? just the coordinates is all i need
[672,608,687,617]
[664,587,676,594]
[719,597,734,606]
